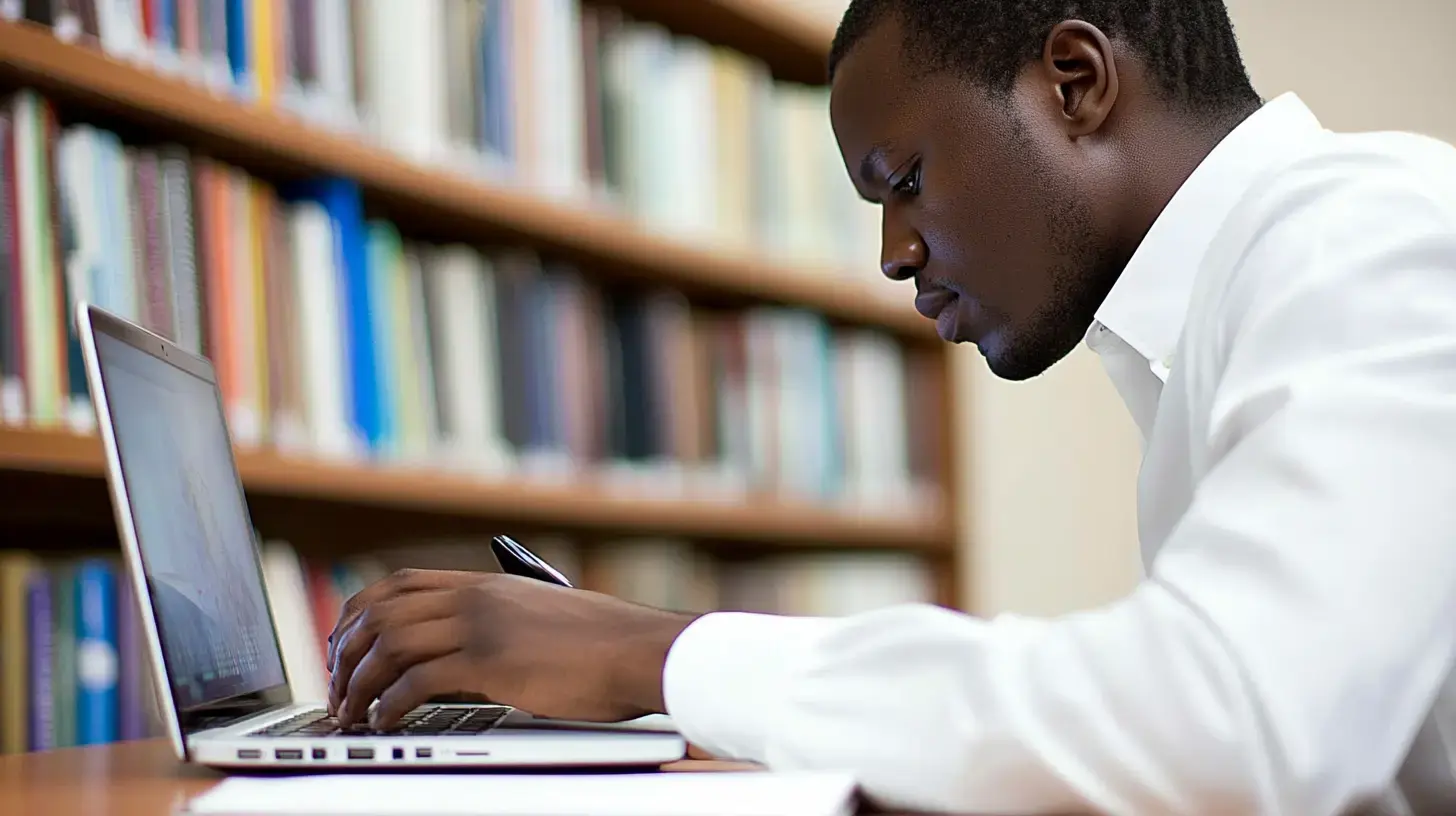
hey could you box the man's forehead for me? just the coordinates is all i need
[830,50,918,170]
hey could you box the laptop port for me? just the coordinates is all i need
[236,749,262,760]
[274,749,303,761]
[415,748,432,759]
[347,747,374,760]
[312,748,327,760]
[392,747,404,760]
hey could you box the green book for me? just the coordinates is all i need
[51,560,77,750]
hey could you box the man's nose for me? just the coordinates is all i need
[881,219,926,282]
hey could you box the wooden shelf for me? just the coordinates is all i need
[0,21,929,341]
[605,0,836,85]
[0,427,953,552]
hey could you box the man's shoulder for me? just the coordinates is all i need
[1247,127,1456,218]
[1215,127,1456,275]
[1203,127,1456,334]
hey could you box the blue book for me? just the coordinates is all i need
[27,571,54,751]
[75,561,118,746]
[282,177,379,454]
[365,222,400,456]
[224,0,250,93]
[154,0,178,53]
[480,0,512,162]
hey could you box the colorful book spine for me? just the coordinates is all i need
[51,561,77,749]
[25,570,53,751]
[75,560,118,746]
[282,176,375,455]
[0,552,34,754]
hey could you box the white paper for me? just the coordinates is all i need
[184,771,858,816]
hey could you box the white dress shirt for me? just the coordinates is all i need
[660,93,1456,815]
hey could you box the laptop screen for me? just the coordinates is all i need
[94,329,289,714]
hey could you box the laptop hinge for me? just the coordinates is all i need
[187,702,292,734]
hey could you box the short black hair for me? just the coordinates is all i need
[829,0,1261,115]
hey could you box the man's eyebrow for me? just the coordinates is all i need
[859,141,896,187]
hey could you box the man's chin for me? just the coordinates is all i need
[979,332,1065,382]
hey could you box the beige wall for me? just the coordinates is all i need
[954,348,1143,617]
[1228,0,1456,145]
[955,0,1456,617]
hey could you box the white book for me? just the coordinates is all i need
[400,245,441,462]
[314,0,357,129]
[849,332,911,509]
[362,0,445,164]
[677,38,719,240]
[772,312,832,500]
[259,541,328,702]
[95,0,144,63]
[96,131,138,323]
[534,0,585,197]
[749,75,789,261]
[288,203,353,460]
[779,552,934,617]
[441,0,483,167]
[56,129,100,432]
[423,246,508,473]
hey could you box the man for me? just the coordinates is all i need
[324,1,1456,813]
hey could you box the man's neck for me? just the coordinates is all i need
[1117,102,1263,258]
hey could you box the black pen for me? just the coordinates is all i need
[491,535,574,588]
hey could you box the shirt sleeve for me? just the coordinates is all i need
[663,157,1456,815]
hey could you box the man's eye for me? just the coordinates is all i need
[892,162,922,196]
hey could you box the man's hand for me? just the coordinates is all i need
[324,569,696,730]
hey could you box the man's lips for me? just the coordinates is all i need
[914,289,957,322]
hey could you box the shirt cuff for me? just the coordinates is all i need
[661,611,833,762]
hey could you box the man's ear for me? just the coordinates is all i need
[1041,20,1119,137]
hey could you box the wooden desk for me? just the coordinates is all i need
[0,740,919,815]
[0,740,219,815]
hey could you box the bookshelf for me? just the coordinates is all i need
[0,0,968,755]
[0,20,928,337]
[0,426,954,550]
[605,0,835,84]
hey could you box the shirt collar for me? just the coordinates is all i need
[1087,92,1327,375]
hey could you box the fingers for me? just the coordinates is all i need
[337,617,464,727]
[327,590,461,718]
[370,653,474,731]
[326,569,485,669]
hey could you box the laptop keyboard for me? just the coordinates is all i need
[248,705,511,738]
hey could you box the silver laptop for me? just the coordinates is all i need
[75,302,688,769]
